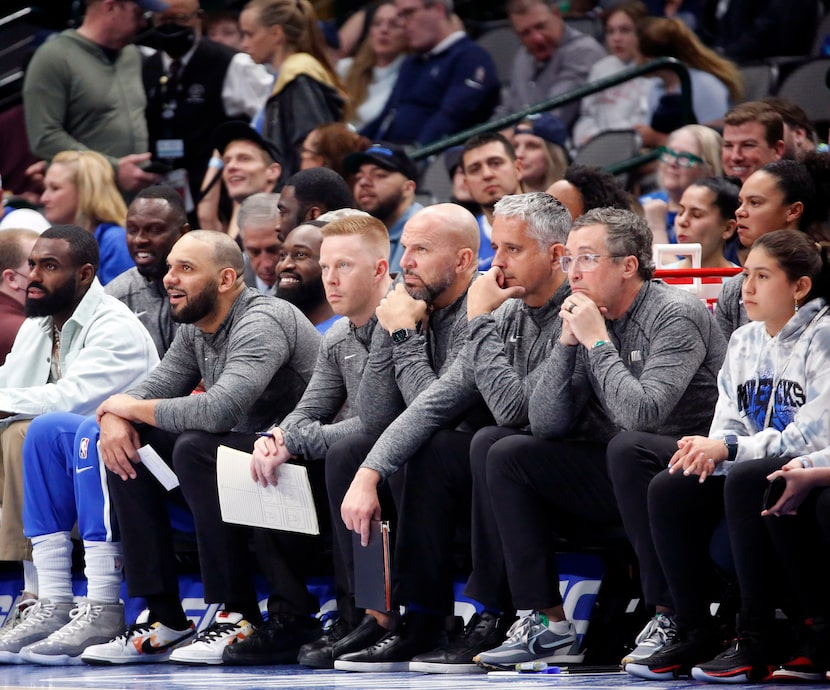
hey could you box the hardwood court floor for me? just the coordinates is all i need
[0,664,821,690]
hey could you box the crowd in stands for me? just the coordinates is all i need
[4,0,830,681]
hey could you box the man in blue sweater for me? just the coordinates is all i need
[361,0,500,146]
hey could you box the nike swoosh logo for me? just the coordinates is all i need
[134,311,147,318]
[344,354,357,360]
[76,466,94,474]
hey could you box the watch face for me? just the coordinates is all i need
[392,329,410,344]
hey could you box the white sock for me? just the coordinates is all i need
[22,560,38,598]
[31,532,73,602]
[83,541,123,604]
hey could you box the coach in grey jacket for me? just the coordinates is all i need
[97,231,320,663]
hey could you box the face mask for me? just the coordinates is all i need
[136,23,196,58]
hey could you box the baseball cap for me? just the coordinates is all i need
[444,145,464,177]
[513,113,568,148]
[136,0,169,11]
[212,122,282,166]
[344,143,419,181]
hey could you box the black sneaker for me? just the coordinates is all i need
[409,612,513,674]
[773,618,830,682]
[692,634,773,683]
[221,613,320,666]
[297,617,352,669]
[334,612,443,672]
[626,629,721,680]
[331,613,390,660]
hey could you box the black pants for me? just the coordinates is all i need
[607,431,679,610]
[325,433,401,622]
[724,458,830,628]
[109,427,321,619]
[394,429,474,615]
[464,426,522,613]
[485,433,615,611]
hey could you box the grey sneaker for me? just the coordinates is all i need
[21,600,126,666]
[621,613,678,667]
[0,599,74,664]
[473,612,582,671]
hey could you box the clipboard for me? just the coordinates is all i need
[352,520,392,612]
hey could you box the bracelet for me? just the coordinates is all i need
[591,339,610,349]
[208,156,224,170]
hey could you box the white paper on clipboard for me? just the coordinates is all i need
[216,445,319,535]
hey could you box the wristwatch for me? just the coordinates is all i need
[391,328,418,344]
[723,434,739,462]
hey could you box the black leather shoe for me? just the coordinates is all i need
[409,612,514,674]
[334,612,443,672]
[222,614,321,666]
[331,614,390,660]
[297,617,352,669]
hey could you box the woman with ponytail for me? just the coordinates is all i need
[240,0,347,179]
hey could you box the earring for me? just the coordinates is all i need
[795,298,800,313]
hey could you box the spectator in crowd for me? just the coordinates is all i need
[80,231,321,666]
[299,124,371,184]
[670,177,739,270]
[324,204,480,670]
[362,0,499,145]
[640,124,723,244]
[346,144,421,273]
[23,0,163,193]
[238,192,282,295]
[197,122,282,239]
[572,1,654,149]
[105,185,190,357]
[443,146,482,217]
[40,151,134,285]
[276,221,338,332]
[698,0,819,63]
[0,229,39,363]
[761,97,819,161]
[721,102,785,184]
[493,0,606,130]
[142,0,272,217]
[241,214,393,667]
[625,230,830,682]
[546,164,634,219]
[636,18,742,148]
[277,168,355,239]
[203,9,243,50]
[471,208,725,671]
[337,0,408,130]
[716,159,819,339]
[512,114,569,193]
[461,133,523,271]
[0,225,158,662]
[240,0,346,179]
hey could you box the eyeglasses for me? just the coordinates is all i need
[13,270,30,282]
[658,146,704,168]
[558,253,626,272]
